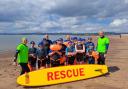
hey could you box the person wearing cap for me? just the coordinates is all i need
[57,38,67,65]
[75,38,85,64]
[85,37,95,53]
[35,42,47,69]
[81,38,86,45]
[28,41,37,70]
[96,31,110,65]
[71,37,78,45]
[57,38,67,54]
[13,37,30,75]
[66,41,76,65]
[85,37,95,64]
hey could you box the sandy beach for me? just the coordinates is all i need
[0,37,128,89]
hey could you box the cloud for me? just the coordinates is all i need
[0,0,128,33]
[125,0,128,3]
[47,0,128,18]
[110,19,128,27]
[108,18,128,32]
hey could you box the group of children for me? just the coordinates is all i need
[28,35,98,70]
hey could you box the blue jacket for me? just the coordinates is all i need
[85,42,95,52]
[66,46,75,55]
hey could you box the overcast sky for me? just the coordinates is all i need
[0,0,128,33]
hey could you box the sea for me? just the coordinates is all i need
[0,35,89,52]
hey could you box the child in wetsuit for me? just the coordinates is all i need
[48,49,62,67]
[66,41,76,65]
[75,38,85,64]
[85,37,95,64]
[36,42,47,69]
[28,41,37,70]
[57,38,67,65]
[42,36,53,67]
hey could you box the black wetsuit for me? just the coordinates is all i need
[49,51,61,67]
[28,47,37,67]
[36,48,47,68]
[43,39,52,64]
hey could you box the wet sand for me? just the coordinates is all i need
[0,37,128,89]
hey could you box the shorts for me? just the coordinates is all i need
[68,56,75,65]
[87,56,95,64]
[76,53,84,62]
[38,58,47,67]
[19,63,30,75]
[97,53,105,65]
[51,60,60,67]
[28,57,37,67]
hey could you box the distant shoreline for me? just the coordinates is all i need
[0,32,124,35]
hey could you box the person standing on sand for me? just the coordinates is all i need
[28,41,37,70]
[13,37,30,75]
[96,31,110,65]
[42,34,52,67]
[85,37,95,64]
[57,38,67,65]
[36,42,47,69]
[75,38,85,64]
[66,41,76,65]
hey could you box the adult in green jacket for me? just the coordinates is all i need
[13,37,30,75]
[96,31,110,65]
